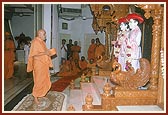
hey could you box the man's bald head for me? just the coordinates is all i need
[37,29,45,36]
[37,29,46,41]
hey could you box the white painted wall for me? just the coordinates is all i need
[11,16,34,39]
[59,18,95,58]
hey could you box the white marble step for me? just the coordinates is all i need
[117,105,163,112]
[92,76,115,95]
[68,76,116,111]
[68,89,83,111]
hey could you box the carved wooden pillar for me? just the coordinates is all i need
[110,23,118,61]
[137,4,164,90]
[158,48,164,108]
[149,6,163,90]
[105,23,111,58]
[157,5,164,107]
[92,16,100,35]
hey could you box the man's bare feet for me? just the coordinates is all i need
[34,97,39,105]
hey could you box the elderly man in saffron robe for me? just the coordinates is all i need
[4,32,16,79]
[27,29,56,104]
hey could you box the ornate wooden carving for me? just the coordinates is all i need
[136,4,164,90]
[101,90,157,111]
[110,58,150,90]
[90,4,129,59]
[92,16,100,35]
[110,4,129,22]
[80,4,164,111]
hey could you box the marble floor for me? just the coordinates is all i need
[3,61,33,110]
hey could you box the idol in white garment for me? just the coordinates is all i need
[127,19,142,72]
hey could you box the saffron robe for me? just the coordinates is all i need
[57,60,72,77]
[71,60,81,74]
[79,60,88,70]
[4,39,15,79]
[95,44,105,60]
[71,45,81,61]
[87,44,96,61]
[27,37,53,98]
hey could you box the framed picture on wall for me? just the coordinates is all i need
[62,22,68,30]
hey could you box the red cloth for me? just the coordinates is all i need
[118,17,128,24]
[126,13,144,24]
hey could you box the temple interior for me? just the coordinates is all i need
[3,3,166,112]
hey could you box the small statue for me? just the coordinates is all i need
[83,93,94,110]
[103,82,112,97]
[70,80,75,89]
[67,104,75,111]
[80,73,86,82]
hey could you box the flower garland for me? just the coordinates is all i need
[125,43,132,71]
[113,31,127,61]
